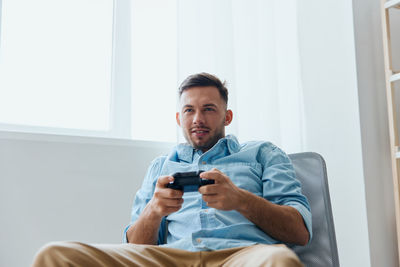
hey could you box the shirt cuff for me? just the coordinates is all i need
[286,202,313,243]
[123,224,131,243]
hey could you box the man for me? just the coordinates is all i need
[33,73,311,267]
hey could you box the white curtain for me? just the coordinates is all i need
[176,0,306,153]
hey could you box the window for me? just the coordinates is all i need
[0,0,114,132]
[0,0,178,142]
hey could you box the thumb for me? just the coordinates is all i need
[200,168,225,183]
[156,175,174,188]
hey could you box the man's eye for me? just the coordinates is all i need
[204,108,215,111]
[184,109,193,113]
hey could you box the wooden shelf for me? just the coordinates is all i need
[396,147,400,159]
[390,72,400,82]
[382,0,400,263]
[385,0,400,9]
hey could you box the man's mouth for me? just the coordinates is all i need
[191,128,210,137]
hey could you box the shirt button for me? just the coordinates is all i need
[196,238,202,243]
[201,161,206,165]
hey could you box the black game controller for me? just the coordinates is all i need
[166,170,214,191]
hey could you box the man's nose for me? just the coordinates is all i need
[193,111,205,125]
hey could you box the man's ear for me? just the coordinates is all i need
[176,112,181,127]
[224,109,233,126]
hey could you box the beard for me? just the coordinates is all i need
[183,121,226,152]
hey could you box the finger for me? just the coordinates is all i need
[165,206,181,214]
[164,188,184,198]
[161,198,184,208]
[202,194,219,203]
[153,189,183,201]
[156,175,174,188]
[155,187,183,199]
[200,169,226,184]
[198,184,218,195]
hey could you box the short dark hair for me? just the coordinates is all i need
[178,72,228,105]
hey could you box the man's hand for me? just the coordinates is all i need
[149,175,184,219]
[198,168,247,211]
[126,175,183,244]
[198,168,309,245]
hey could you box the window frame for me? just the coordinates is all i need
[0,0,132,140]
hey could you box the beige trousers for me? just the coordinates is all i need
[32,242,303,267]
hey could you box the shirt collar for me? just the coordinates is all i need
[171,134,240,163]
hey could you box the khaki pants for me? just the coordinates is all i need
[32,242,303,267]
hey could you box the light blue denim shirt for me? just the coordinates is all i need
[124,135,312,251]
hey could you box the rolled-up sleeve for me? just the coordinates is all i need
[123,156,166,243]
[260,145,313,242]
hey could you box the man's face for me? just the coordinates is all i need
[176,86,233,152]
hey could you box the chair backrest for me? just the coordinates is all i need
[288,152,340,267]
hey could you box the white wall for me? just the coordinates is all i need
[297,1,370,266]
[298,0,399,266]
[0,132,173,267]
[352,1,399,266]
